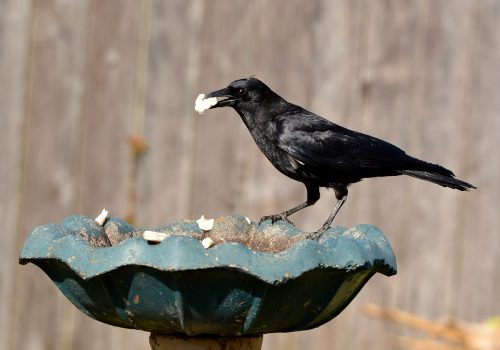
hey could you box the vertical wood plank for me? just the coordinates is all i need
[189,0,265,220]
[458,0,500,321]
[72,1,143,349]
[138,0,205,228]
[352,3,420,348]
[11,1,89,350]
[77,0,140,218]
[0,1,30,349]
[241,0,319,232]
[397,0,474,320]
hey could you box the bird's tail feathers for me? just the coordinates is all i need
[402,169,475,191]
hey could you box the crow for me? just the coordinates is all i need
[198,77,475,239]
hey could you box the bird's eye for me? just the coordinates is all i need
[237,88,246,96]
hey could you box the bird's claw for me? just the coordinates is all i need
[306,224,330,240]
[259,214,294,226]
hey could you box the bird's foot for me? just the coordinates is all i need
[259,213,294,226]
[305,224,330,240]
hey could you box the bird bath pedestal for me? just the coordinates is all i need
[149,333,263,350]
[19,214,396,349]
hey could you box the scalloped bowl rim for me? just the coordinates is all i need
[19,216,397,284]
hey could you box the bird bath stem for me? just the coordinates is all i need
[19,214,396,349]
[149,333,263,350]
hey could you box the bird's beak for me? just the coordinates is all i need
[205,87,236,108]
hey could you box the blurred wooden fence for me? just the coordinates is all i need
[1,1,499,349]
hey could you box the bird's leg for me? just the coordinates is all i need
[307,196,347,239]
[307,187,348,239]
[259,184,320,226]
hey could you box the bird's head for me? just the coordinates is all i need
[202,77,278,112]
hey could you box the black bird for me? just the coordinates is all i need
[201,77,475,239]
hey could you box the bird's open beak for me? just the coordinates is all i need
[205,87,236,108]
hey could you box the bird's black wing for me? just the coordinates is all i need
[276,110,410,176]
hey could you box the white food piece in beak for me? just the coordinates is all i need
[95,209,108,226]
[196,215,214,231]
[143,230,169,242]
[195,93,218,114]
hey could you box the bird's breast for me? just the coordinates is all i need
[249,132,311,180]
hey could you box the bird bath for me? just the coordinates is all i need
[19,214,396,349]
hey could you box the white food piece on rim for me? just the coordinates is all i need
[201,237,215,249]
[195,94,218,114]
[95,209,108,226]
[143,230,169,242]
[196,215,214,231]
[245,217,251,224]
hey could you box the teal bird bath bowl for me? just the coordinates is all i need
[19,215,396,336]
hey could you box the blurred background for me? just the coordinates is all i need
[1,0,499,349]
